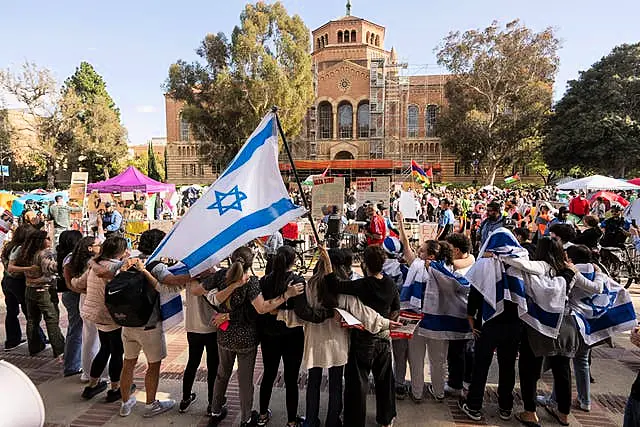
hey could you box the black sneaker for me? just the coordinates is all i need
[458,399,482,422]
[395,385,408,400]
[82,380,108,400]
[257,409,271,426]
[206,403,213,417]
[498,407,512,421]
[427,384,444,402]
[106,384,136,403]
[179,393,197,413]
[5,339,27,350]
[207,407,228,426]
[240,410,259,427]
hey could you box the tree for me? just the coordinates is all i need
[147,142,163,181]
[543,43,640,177]
[436,20,560,185]
[165,1,313,168]
[0,62,70,188]
[62,62,127,181]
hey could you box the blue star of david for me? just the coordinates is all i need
[207,185,247,216]
[581,286,618,317]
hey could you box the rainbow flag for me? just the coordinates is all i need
[411,160,430,185]
[504,173,520,184]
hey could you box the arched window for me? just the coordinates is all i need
[357,102,370,138]
[338,31,343,43]
[178,146,182,156]
[370,33,374,44]
[419,143,424,154]
[351,30,356,42]
[324,34,328,46]
[344,30,350,43]
[179,113,190,141]
[426,104,438,137]
[407,105,419,138]
[366,31,370,44]
[318,102,333,139]
[375,35,380,46]
[317,38,321,49]
[338,102,353,139]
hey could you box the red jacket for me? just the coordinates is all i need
[569,197,590,216]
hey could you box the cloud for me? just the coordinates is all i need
[136,105,157,113]
[87,47,98,51]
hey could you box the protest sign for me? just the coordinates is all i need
[355,176,390,208]
[399,191,417,220]
[311,177,345,222]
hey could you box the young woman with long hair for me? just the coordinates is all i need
[257,245,336,427]
[195,247,304,427]
[56,230,83,377]
[64,235,103,382]
[499,237,603,426]
[1,223,38,349]
[9,230,64,357]
[80,236,129,401]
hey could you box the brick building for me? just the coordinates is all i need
[165,5,531,185]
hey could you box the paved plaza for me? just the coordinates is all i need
[1,287,639,427]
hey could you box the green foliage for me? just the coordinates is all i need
[436,20,560,185]
[165,1,313,168]
[64,61,119,118]
[62,62,128,181]
[543,43,640,177]
[147,142,163,181]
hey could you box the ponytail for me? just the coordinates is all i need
[226,246,254,285]
[436,241,455,266]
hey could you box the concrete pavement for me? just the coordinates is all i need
[2,286,639,426]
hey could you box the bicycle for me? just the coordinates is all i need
[599,243,639,288]
[287,239,319,274]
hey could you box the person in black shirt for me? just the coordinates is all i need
[573,215,603,250]
[258,246,333,427]
[601,205,631,248]
[325,245,400,427]
[625,326,640,427]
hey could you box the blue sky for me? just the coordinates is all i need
[1,0,638,146]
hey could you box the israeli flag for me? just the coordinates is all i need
[148,113,306,276]
[400,258,428,310]
[466,228,567,338]
[571,264,637,345]
[417,261,472,340]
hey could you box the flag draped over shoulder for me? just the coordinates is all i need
[417,261,472,340]
[148,113,306,276]
[571,264,637,345]
[400,258,428,310]
[465,228,567,338]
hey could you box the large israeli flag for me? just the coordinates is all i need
[148,113,306,276]
[571,264,637,345]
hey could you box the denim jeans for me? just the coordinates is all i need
[549,344,591,407]
[624,395,640,427]
[61,292,83,375]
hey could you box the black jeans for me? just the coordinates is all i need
[344,332,396,427]
[91,328,124,382]
[447,339,474,389]
[519,330,572,415]
[2,275,45,348]
[183,332,219,404]
[260,328,304,422]
[305,366,344,427]
[467,321,521,411]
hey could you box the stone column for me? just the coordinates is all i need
[352,106,357,140]
[333,106,338,140]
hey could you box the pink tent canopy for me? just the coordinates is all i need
[87,166,175,194]
[629,178,640,186]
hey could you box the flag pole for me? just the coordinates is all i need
[272,107,322,247]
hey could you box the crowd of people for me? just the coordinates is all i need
[2,184,640,427]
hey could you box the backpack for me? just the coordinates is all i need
[105,261,161,327]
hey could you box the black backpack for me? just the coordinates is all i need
[105,261,161,327]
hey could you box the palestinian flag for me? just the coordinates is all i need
[504,173,520,184]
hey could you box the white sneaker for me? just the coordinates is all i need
[79,373,90,383]
[444,384,463,397]
[120,395,136,417]
[143,399,176,418]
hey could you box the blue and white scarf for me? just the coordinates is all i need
[571,264,637,345]
[417,261,472,340]
[400,258,428,310]
[465,228,567,339]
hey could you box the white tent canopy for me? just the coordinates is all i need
[556,175,640,191]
